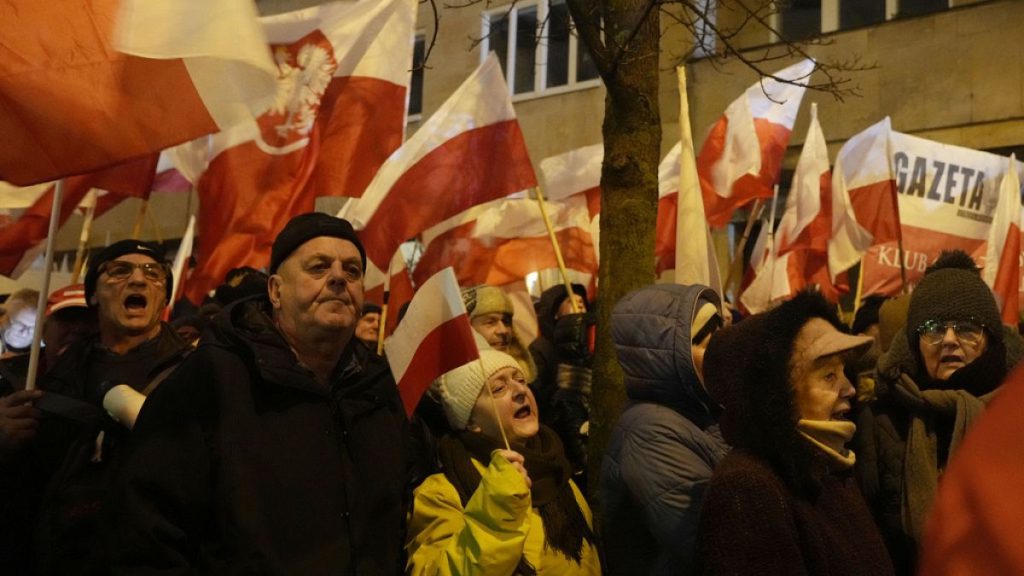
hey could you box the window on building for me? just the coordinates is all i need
[779,0,821,41]
[408,34,426,117]
[773,0,951,39]
[898,0,948,18]
[840,0,885,28]
[483,0,601,97]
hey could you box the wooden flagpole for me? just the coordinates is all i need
[25,180,64,391]
[377,256,393,357]
[131,199,149,240]
[534,186,580,314]
[480,358,512,451]
[766,185,781,304]
[723,198,766,297]
[71,189,97,283]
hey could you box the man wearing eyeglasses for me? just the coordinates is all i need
[106,213,408,575]
[0,240,191,575]
[854,250,1024,576]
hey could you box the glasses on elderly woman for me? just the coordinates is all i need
[100,261,169,284]
[916,319,985,347]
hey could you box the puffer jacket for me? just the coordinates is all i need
[855,324,1024,574]
[407,452,600,576]
[600,284,729,576]
[697,291,893,576]
[105,296,408,575]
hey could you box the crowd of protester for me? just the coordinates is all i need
[0,211,1021,575]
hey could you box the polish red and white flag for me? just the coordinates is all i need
[697,58,815,227]
[741,108,846,313]
[983,155,1021,325]
[414,195,598,289]
[776,104,831,255]
[385,267,479,417]
[187,0,415,303]
[0,0,277,186]
[0,155,159,278]
[828,117,901,280]
[343,52,538,271]
[539,144,603,260]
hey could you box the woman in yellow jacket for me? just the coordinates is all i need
[407,349,601,576]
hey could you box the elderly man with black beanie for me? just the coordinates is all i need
[855,250,1024,575]
[0,239,192,575]
[106,212,408,575]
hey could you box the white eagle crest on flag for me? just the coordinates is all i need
[257,33,338,155]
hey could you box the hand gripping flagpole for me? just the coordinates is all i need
[377,257,392,357]
[534,186,581,314]
[25,180,64,391]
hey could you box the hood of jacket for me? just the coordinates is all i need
[535,283,589,340]
[703,291,850,494]
[611,284,720,422]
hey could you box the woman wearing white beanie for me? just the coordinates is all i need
[406,348,601,575]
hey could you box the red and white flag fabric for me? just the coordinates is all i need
[0,0,277,186]
[697,58,815,227]
[741,109,846,313]
[983,155,1021,325]
[539,143,603,212]
[414,195,598,289]
[385,267,479,417]
[671,67,723,295]
[186,0,415,303]
[740,226,845,314]
[539,143,603,260]
[0,155,159,278]
[363,250,416,337]
[828,117,900,281]
[344,52,538,271]
[776,104,831,255]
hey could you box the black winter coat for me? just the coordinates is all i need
[105,297,409,575]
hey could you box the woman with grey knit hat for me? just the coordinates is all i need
[855,250,1024,575]
[406,348,600,575]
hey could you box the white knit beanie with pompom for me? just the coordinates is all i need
[431,349,522,430]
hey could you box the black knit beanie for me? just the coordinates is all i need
[84,240,171,305]
[270,213,366,274]
[905,268,1002,345]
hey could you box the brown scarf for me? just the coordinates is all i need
[438,426,594,568]
[891,372,996,541]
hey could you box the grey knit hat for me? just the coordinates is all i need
[905,268,1002,344]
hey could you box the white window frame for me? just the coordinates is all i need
[481,0,602,101]
[407,31,427,123]
[768,0,951,42]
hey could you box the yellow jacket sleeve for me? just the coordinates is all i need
[407,451,532,576]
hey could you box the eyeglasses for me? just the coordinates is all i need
[100,261,168,284]
[916,319,985,347]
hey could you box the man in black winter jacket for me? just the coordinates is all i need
[0,240,191,575]
[106,213,408,575]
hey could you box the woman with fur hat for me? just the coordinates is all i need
[406,349,600,575]
[855,251,1024,574]
[696,291,894,576]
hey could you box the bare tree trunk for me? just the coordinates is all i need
[568,0,662,506]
